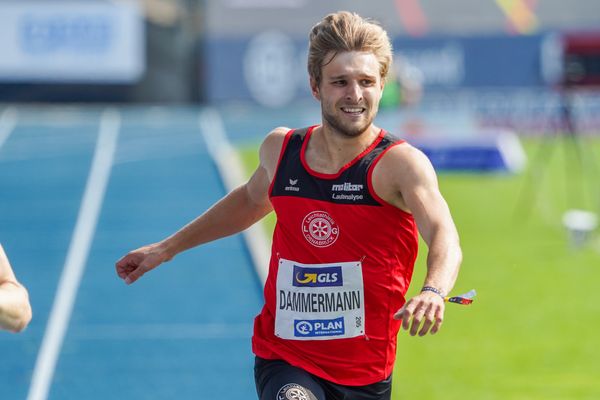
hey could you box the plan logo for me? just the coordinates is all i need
[294,317,345,337]
[293,265,343,287]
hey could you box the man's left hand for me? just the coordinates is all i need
[393,291,445,336]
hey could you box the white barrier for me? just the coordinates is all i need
[0,1,145,83]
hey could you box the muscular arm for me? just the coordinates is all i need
[0,244,32,333]
[397,146,462,295]
[160,165,273,258]
[116,127,287,284]
[373,144,462,336]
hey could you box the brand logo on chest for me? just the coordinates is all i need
[284,178,300,192]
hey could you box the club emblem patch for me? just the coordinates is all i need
[301,211,339,248]
[277,383,313,400]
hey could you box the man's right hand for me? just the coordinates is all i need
[116,243,169,285]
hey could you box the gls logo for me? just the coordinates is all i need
[293,265,343,287]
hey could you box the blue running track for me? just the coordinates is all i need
[0,105,264,400]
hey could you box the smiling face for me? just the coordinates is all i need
[311,51,384,138]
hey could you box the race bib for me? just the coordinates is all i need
[275,258,365,340]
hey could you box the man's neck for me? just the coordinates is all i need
[305,124,380,174]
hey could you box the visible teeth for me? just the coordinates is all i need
[343,108,363,113]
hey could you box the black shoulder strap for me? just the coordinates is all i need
[292,127,310,139]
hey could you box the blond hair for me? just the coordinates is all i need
[308,11,393,86]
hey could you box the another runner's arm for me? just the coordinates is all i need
[116,127,287,284]
[374,143,462,335]
[0,244,32,333]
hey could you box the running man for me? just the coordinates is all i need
[0,244,32,332]
[117,11,462,400]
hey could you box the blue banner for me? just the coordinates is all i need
[203,32,549,106]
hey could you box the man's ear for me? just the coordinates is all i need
[310,77,320,101]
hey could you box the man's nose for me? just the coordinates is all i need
[345,82,363,103]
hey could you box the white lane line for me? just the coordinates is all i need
[27,109,121,400]
[0,106,18,151]
[198,108,270,285]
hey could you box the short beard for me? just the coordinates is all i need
[322,107,373,138]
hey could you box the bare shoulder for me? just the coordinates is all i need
[372,141,439,211]
[259,126,290,175]
[261,126,289,151]
[379,141,437,182]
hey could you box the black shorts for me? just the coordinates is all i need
[254,357,392,400]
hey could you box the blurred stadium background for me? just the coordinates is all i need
[1,0,600,399]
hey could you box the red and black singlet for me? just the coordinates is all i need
[252,126,419,386]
